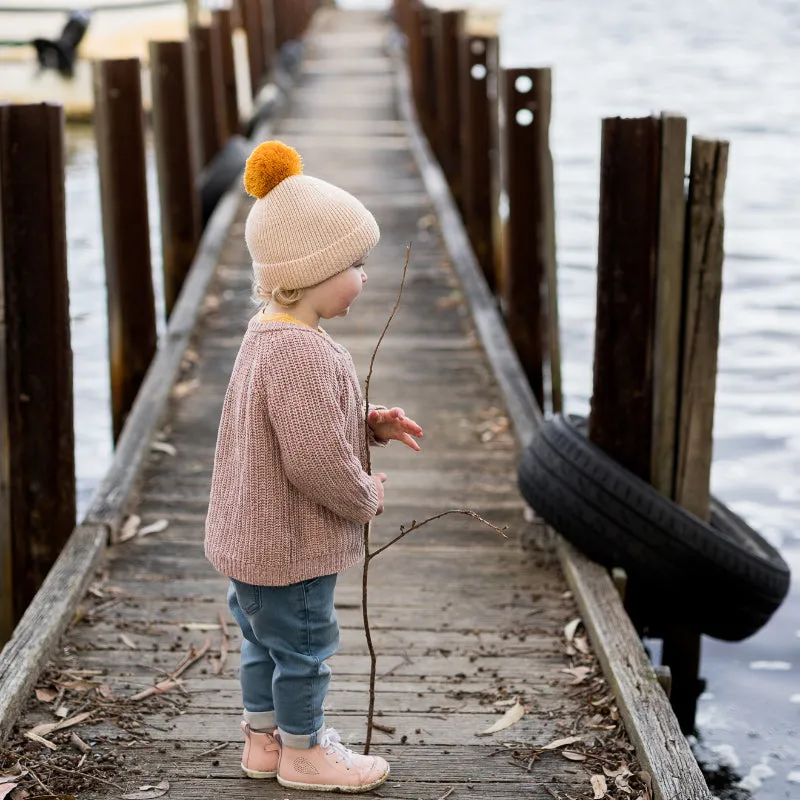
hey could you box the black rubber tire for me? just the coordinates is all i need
[517,414,791,641]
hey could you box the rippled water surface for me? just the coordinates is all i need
[65,1,799,796]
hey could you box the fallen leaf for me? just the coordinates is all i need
[10,788,30,800]
[35,688,57,703]
[562,666,592,685]
[172,378,200,399]
[542,735,583,750]
[119,514,141,542]
[574,635,590,655]
[494,698,518,707]
[0,784,18,799]
[564,618,581,643]
[121,781,170,800]
[139,519,169,537]
[603,765,630,779]
[478,698,525,735]
[54,706,69,719]
[120,634,138,650]
[96,684,114,699]
[562,750,587,761]
[637,771,653,800]
[28,710,93,738]
[591,774,608,798]
[150,442,177,456]
[56,679,96,692]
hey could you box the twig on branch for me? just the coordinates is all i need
[370,510,507,559]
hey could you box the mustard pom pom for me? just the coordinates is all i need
[243,141,303,199]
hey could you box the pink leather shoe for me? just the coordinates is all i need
[277,727,390,793]
[240,720,280,779]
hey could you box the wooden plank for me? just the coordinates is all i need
[674,137,728,519]
[559,542,713,800]
[666,135,728,733]
[651,113,687,497]
[589,116,661,482]
[0,524,106,741]
[0,103,77,625]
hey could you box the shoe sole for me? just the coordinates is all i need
[242,764,278,779]
[277,766,390,793]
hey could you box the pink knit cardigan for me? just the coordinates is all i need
[205,317,383,586]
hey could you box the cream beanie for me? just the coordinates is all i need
[243,141,380,292]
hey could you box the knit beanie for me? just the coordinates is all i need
[243,141,380,292]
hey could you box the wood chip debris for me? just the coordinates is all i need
[119,514,141,542]
[564,618,581,643]
[119,634,138,650]
[150,441,177,456]
[27,711,93,740]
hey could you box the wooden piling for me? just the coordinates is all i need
[212,9,240,139]
[589,116,661,482]
[187,25,224,169]
[663,137,727,733]
[501,67,561,412]
[674,137,728,517]
[261,0,276,75]
[150,41,203,318]
[273,0,289,49]
[459,33,494,287]
[651,114,688,498]
[240,0,265,96]
[93,58,158,442]
[433,9,464,205]
[0,103,76,630]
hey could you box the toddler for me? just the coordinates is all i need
[205,141,423,793]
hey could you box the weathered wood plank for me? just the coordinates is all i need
[650,114,687,497]
[0,524,106,740]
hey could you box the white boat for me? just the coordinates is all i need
[0,0,207,120]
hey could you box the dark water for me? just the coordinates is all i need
[64,0,799,796]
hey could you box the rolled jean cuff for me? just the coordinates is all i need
[277,724,325,749]
[244,708,276,730]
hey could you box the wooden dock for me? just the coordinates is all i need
[1,7,712,800]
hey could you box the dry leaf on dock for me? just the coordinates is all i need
[119,634,138,650]
[34,688,57,703]
[0,784,18,799]
[150,441,177,456]
[27,710,93,738]
[139,519,169,537]
[562,750,587,761]
[478,698,525,735]
[562,666,592,685]
[119,514,141,543]
[564,618,581,643]
[121,780,170,800]
[591,773,608,798]
[542,735,583,750]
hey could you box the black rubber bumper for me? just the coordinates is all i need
[517,414,791,641]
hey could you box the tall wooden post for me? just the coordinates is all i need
[240,0,265,95]
[433,9,464,205]
[0,103,76,632]
[501,67,560,412]
[212,9,240,139]
[418,4,437,149]
[150,41,203,318]
[663,136,728,733]
[589,116,661,482]
[187,25,224,169]
[273,0,289,50]
[459,33,494,287]
[261,0,276,75]
[93,59,158,441]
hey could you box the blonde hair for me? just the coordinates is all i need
[253,281,305,308]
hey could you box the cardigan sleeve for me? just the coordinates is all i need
[265,335,380,525]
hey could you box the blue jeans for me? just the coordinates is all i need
[227,574,339,749]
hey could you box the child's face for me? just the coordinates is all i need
[308,258,368,319]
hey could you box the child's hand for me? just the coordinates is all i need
[372,472,387,515]
[368,407,423,451]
